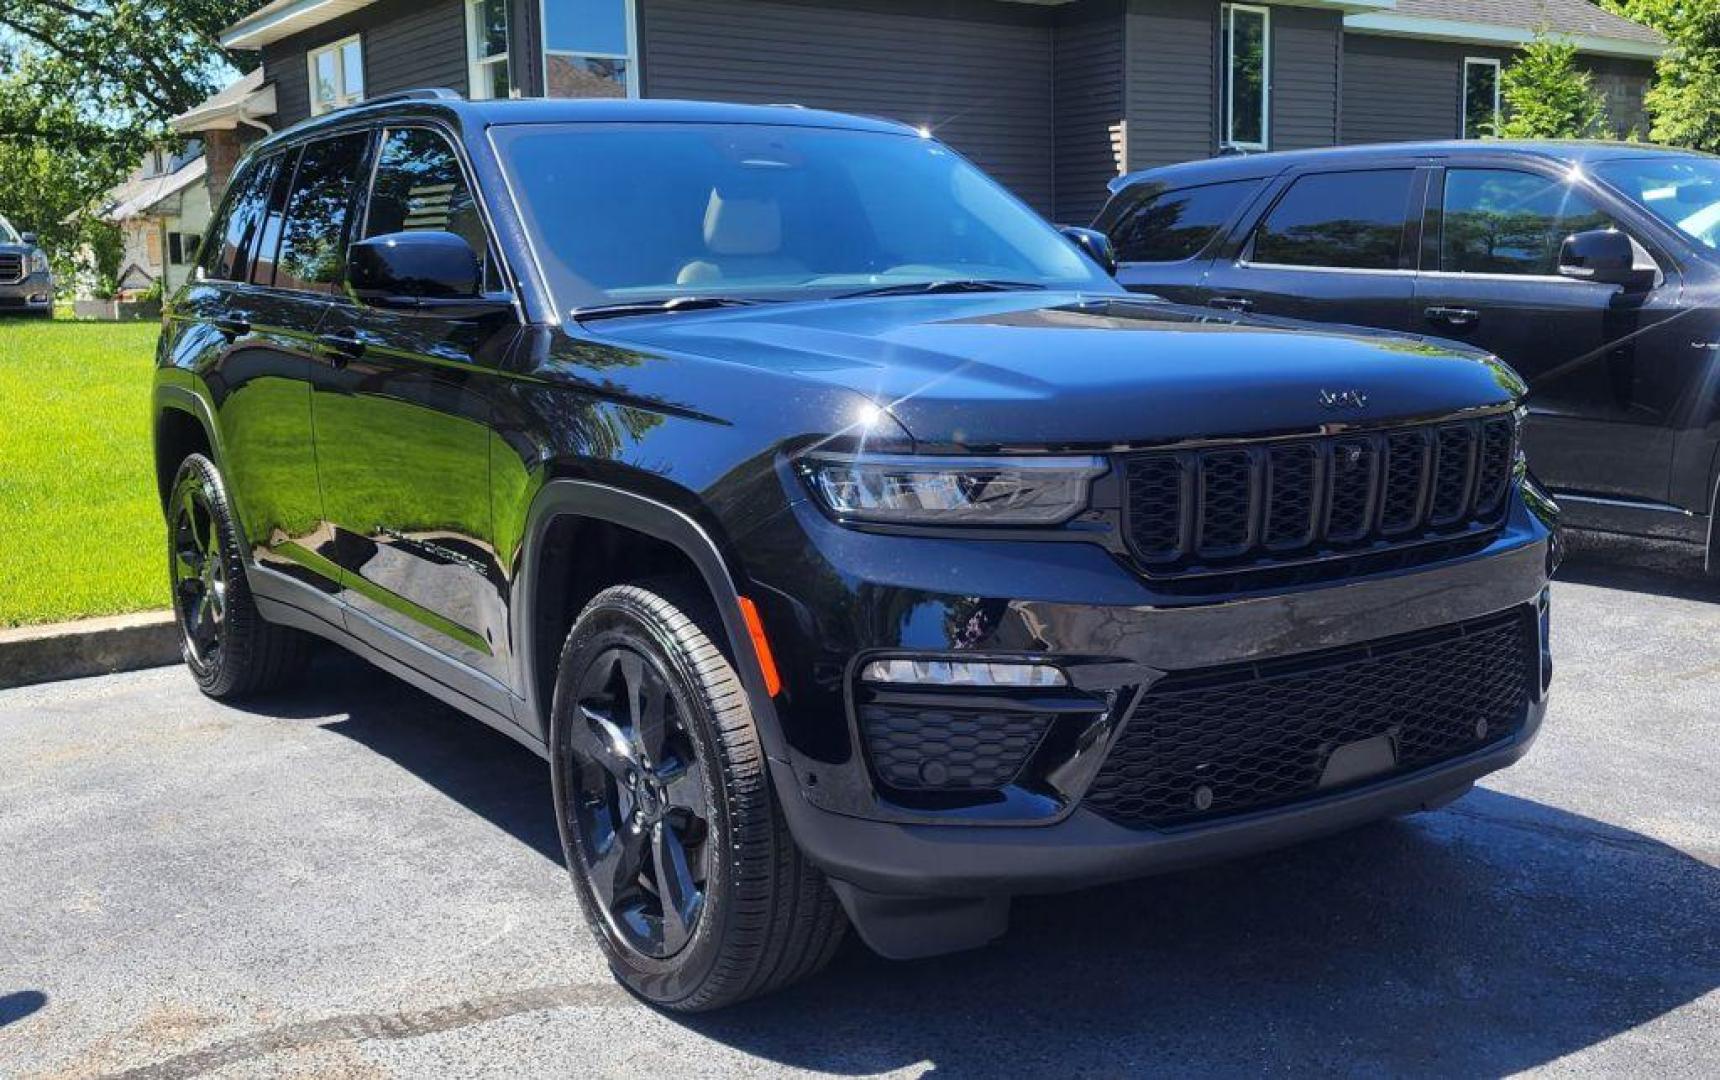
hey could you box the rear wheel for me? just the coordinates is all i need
[167,454,312,699]
[550,582,845,1011]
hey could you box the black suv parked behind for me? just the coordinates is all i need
[1098,141,1720,571]
[155,94,1557,1010]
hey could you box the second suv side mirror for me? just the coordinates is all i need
[20,232,37,246]
[1060,226,1118,277]
[349,231,508,315]
[1558,229,1656,291]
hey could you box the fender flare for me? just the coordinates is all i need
[153,382,227,488]
[511,479,788,757]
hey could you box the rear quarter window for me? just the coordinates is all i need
[1110,179,1262,263]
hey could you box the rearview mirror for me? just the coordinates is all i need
[348,231,509,315]
[1558,229,1656,291]
[20,232,38,246]
[1060,226,1118,277]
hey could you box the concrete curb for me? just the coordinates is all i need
[0,611,181,691]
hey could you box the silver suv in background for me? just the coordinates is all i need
[0,214,54,318]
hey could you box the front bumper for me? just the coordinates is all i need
[0,273,53,311]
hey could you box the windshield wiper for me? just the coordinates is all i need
[834,279,1048,300]
[570,296,764,322]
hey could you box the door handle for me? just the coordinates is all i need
[1425,306,1481,328]
[316,330,367,367]
[1208,296,1254,313]
[214,312,252,340]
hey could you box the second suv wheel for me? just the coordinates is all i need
[167,453,313,699]
[550,582,846,1011]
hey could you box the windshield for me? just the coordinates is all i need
[0,215,19,245]
[491,122,1111,313]
[1593,155,1720,251]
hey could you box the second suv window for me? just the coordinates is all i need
[1251,170,1414,271]
[273,133,372,295]
[1113,180,1260,263]
[1441,169,1613,276]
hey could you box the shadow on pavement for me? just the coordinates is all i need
[279,650,1719,1075]
[1555,530,1718,603]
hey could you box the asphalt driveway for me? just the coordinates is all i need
[2,549,1717,1078]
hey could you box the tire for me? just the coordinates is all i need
[167,453,313,699]
[550,582,846,1011]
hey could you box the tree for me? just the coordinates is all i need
[1494,31,1612,139]
[1605,0,1720,151]
[0,2,255,281]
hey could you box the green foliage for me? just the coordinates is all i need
[0,2,255,274]
[1605,0,1720,151]
[1495,32,1612,139]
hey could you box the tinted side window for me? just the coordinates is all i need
[249,149,300,286]
[275,133,372,295]
[202,156,278,282]
[1112,180,1261,263]
[1251,170,1415,270]
[1441,168,1614,276]
[364,128,493,285]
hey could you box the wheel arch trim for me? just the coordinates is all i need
[512,480,789,760]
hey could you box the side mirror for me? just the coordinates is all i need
[20,232,38,245]
[1060,225,1118,277]
[348,231,506,314]
[1558,229,1655,291]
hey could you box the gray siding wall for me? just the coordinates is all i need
[1123,0,1216,170]
[638,0,1058,213]
[262,0,468,128]
[1343,34,1654,145]
[1054,0,1126,223]
[1271,5,1342,150]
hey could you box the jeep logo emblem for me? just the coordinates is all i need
[1319,388,1369,410]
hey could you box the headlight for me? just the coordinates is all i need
[28,251,49,276]
[801,453,1107,525]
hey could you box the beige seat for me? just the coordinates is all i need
[677,189,807,286]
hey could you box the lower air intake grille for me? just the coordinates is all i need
[1084,609,1534,829]
[859,700,1053,791]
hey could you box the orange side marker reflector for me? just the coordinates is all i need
[737,596,783,698]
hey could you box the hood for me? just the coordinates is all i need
[593,293,1525,448]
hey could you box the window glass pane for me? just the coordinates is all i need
[492,123,1109,310]
[480,58,510,100]
[342,40,365,99]
[545,0,629,56]
[1442,169,1613,275]
[250,151,299,286]
[546,54,627,98]
[1253,170,1412,269]
[1113,180,1261,263]
[1224,6,1267,147]
[366,128,491,285]
[314,49,339,106]
[1464,62,1498,138]
[207,156,278,281]
[475,0,509,58]
[1593,156,1720,250]
[276,134,370,294]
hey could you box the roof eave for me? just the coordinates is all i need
[220,0,380,50]
[1344,13,1667,60]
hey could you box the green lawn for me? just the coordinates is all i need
[0,316,166,626]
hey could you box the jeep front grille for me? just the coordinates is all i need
[1084,608,1535,829]
[1122,413,1517,576]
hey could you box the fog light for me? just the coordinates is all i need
[860,658,1067,687]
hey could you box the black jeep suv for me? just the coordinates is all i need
[1097,141,1720,571]
[154,93,1557,1010]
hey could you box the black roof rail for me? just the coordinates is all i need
[341,88,464,111]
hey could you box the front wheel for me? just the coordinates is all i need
[167,453,312,699]
[550,583,845,1011]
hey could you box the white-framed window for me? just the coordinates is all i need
[1221,4,1270,151]
[1463,57,1502,139]
[541,0,638,99]
[308,34,365,115]
[468,0,514,100]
